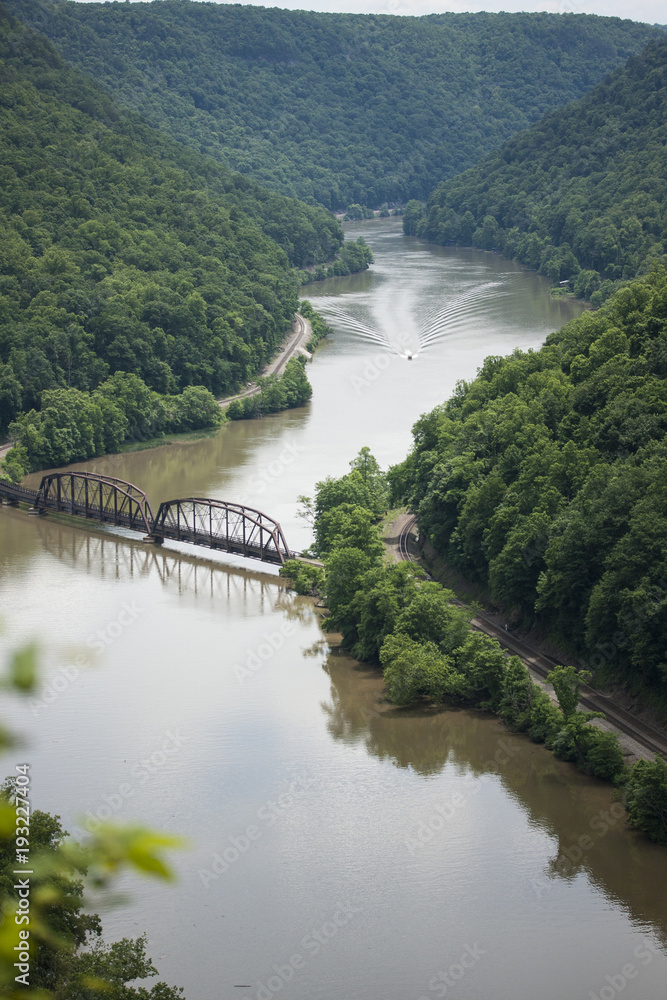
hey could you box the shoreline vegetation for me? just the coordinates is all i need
[0,301,332,478]
[386,267,667,718]
[0,8,365,482]
[403,35,667,306]
[279,445,667,847]
[225,301,332,421]
[296,236,374,284]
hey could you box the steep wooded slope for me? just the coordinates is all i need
[0,6,342,436]
[408,36,667,303]
[389,268,667,706]
[5,0,663,209]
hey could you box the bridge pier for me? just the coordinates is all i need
[1,498,18,507]
[28,506,46,516]
[142,534,163,545]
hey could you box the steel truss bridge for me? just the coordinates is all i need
[0,471,291,565]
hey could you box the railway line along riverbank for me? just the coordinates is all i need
[385,511,667,764]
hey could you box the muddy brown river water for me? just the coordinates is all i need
[1,220,665,1000]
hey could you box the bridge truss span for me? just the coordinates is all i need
[152,498,291,565]
[35,472,155,536]
[2,472,293,566]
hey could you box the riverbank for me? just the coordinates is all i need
[217,312,313,411]
[382,510,667,764]
[3,220,667,992]
[0,311,315,479]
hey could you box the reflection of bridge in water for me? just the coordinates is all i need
[35,525,299,610]
[0,471,291,565]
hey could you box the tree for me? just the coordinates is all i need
[453,632,507,710]
[0,444,28,484]
[315,504,385,560]
[402,200,424,236]
[349,562,422,663]
[394,585,471,655]
[311,452,387,539]
[278,559,324,596]
[548,664,586,720]
[499,658,536,733]
[624,757,667,845]
[380,634,458,707]
[0,643,185,998]
[322,547,381,648]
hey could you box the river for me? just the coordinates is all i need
[1,219,665,1000]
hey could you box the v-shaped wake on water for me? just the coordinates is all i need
[417,281,505,349]
[314,300,408,356]
[314,278,508,361]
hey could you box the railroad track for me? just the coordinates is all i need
[218,313,310,408]
[397,515,667,759]
[398,514,418,563]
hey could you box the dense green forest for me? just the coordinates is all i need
[0,6,347,454]
[387,268,667,711]
[407,35,667,302]
[6,0,663,210]
[3,375,226,480]
[227,356,311,420]
[281,447,667,844]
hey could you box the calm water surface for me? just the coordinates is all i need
[1,220,665,1000]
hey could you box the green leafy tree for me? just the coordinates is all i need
[624,757,667,845]
[499,658,537,733]
[394,585,471,655]
[349,562,422,663]
[0,644,185,998]
[322,547,382,648]
[380,634,459,707]
[453,632,507,710]
[547,664,585,720]
[316,504,385,560]
[278,559,324,596]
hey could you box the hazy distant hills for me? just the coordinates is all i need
[5,0,663,209]
[407,35,667,303]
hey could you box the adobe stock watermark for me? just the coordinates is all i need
[350,331,413,395]
[531,801,627,898]
[247,441,305,496]
[255,899,363,1000]
[233,620,296,684]
[350,352,396,394]
[405,738,522,854]
[588,939,661,1000]
[198,774,316,889]
[69,728,188,839]
[28,600,143,715]
[417,942,486,999]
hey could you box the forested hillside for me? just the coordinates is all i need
[388,268,667,709]
[407,36,667,303]
[0,6,343,444]
[6,0,663,210]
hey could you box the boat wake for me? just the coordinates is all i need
[314,279,508,361]
[417,281,505,350]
